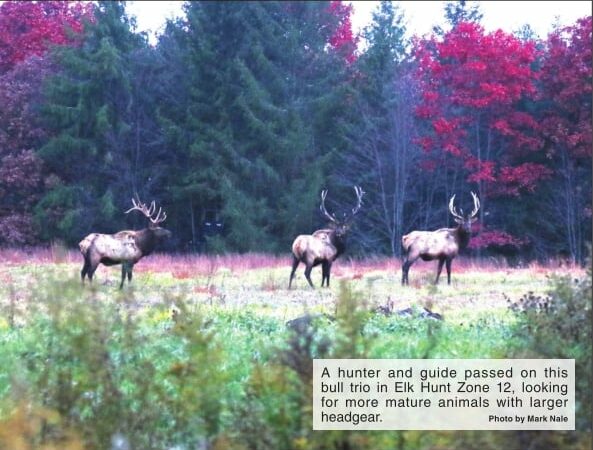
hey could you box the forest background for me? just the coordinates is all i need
[0,0,591,263]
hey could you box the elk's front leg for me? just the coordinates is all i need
[120,262,133,289]
[321,261,329,287]
[445,258,452,285]
[120,264,126,289]
[323,261,333,287]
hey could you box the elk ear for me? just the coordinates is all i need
[470,216,478,223]
[454,217,463,224]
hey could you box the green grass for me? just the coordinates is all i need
[0,252,589,449]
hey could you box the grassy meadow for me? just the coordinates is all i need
[0,248,590,449]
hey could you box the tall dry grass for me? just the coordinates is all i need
[0,246,582,278]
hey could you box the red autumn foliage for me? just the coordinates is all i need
[539,17,592,160]
[414,22,555,248]
[414,23,544,187]
[469,228,528,250]
[0,2,91,244]
[496,163,553,196]
[0,56,50,245]
[0,0,92,74]
[327,1,358,64]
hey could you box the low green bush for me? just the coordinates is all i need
[0,270,590,449]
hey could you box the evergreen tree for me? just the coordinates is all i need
[156,1,353,252]
[433,0,483,35]
[36,1,145,243]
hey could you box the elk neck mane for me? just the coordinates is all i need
[134,228,159,256]
[453,224,471,249]
[322,228,347,259]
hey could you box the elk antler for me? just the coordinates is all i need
[448,195,464,221]
[449,192,480,220]
[469,191,480,218]
[350,185,365,217]
[125,196,167,225]
[320,186,365,224]
[320,189,337,223]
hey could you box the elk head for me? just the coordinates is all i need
[449,191,480,234]
[319,185,365,238]
[125,196,172,239]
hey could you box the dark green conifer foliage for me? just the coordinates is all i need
[156,1,352,252]
[433,0,483,35]
[37,2,144,243]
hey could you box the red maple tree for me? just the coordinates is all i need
[0,0,92,74]
[0,1,92,244]
[0,57,50,244]
[539,17,592,161]
[537,16,592,262]
[414,22,551,248]
[327,1,358,64]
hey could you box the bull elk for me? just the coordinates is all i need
[289,186,364,289]
[401,192,480,285]
[79,197,172,288]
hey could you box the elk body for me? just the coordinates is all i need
[401,192,480,285]
[79,198,171,288]
[289,186,364,289]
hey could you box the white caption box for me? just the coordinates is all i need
[313,359,575,430]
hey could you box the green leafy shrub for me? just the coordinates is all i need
[508,260,592,433]
[0,279,238,449]
[0,267,589,450]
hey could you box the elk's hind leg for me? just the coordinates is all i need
[401,253,413,285]
[289,255,299,289]
[86,252,101,283]
[81,255,90,283]
[401,251,419,286]
[402,260,411,285]
[445,258,452,285]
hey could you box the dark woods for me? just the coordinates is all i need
[0,1,590,263]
